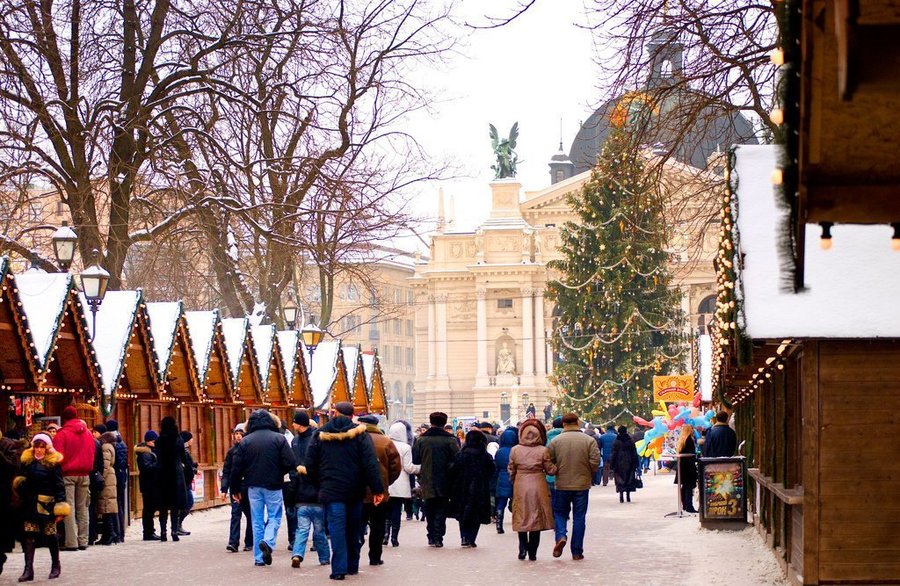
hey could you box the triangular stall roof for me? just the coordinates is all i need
[221,317,263,406]
[185,310,233,401]
[0,259,38,391]
[362,351,387,415]
[302,340,349,411]
[342,344,369,414]
[277,330,313,408]
[250,325,289,406]
[146,302,201,402]
[16,270,100,394]
[80,290,157,401]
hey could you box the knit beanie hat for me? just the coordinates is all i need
[105,419,119,432]
[144,430,159,442]
[61,406,78,422]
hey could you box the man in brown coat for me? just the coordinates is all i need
[547,413,600,561]
[358,415,401,566]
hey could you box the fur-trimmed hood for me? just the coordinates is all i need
[134,443,154,455]
[20,447,63,467]
[319,418,367,442]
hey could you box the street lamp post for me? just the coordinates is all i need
[282,297,299,330]
[51,222,78,271]
[301,322,325,371]
[80,249,110,342]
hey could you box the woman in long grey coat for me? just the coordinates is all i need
[97,432,119,544]
[508,419,556,561]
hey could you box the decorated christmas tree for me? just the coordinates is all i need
[546,129,686,422]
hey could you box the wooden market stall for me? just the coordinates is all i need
[343,344,370,414]
[0,259,42,433]
[221,317,264,419]
[185,310,241,478]
[250,324,292,425]
[303,340,350,414]
[12,269,102,432]
[361,350,388,416]
[713,145,900,585]
[278,329,313,410]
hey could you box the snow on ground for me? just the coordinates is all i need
[1,469,786,585]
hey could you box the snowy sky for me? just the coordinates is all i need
[404,1,601,237]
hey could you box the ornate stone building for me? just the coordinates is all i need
[412,157,723,423]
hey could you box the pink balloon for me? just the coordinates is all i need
[632,416,653,428]
[667,405,679,419]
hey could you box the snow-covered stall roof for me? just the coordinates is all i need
[221,317,249,385]
[145,302,183,381]
[361,352,376,395]
[303,340,340,410]
[250,325,275,391]
[16,270,72,369]
[342,344,360,386]
[277,330,299,388]
[734,145,900,338]
[79,290,141,396]
[185,310,218,384]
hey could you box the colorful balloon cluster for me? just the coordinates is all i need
[632,401,715,459]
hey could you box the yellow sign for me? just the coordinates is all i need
[653,375,695,402]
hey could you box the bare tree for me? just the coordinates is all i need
[0,0,250,286]
[150,0,452,322]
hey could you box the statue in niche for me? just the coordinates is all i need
[496,341,517,375]
[475,229,485,264]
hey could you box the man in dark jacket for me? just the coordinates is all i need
[703,412,738,457]
[220,423,252,553]
[105,419,129,541]
[358,414,401,566]
[290,411,329,568]
[230,410,296,567]
[598,427,617,486]
[305,402,384,580]
[412,411,459,548]
[135,431,160,540]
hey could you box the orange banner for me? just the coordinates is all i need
[652,375,695,402]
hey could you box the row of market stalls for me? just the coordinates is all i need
[0,260,388,516]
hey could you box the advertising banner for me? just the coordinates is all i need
[652,375,695,402]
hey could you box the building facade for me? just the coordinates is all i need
[412,158,720,423]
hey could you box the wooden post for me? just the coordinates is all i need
[801,341,819,584]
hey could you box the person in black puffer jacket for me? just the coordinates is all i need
[177,431,198,536]
[229,410,296,567]
[135,431,160,540]
[305,402,383,580]
[220,424,252,553]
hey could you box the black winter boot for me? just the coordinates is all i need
[0,551,7,576]
[159,516,168,542]
[517,532,527,560]
[18,538,35,582]
[176,510,190,536]
[48,540,61,579]
[496,508,505,534]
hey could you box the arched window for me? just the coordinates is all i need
[660,59,673,77]
[697,295,716,335]
[392,381,402,402]
[405,381,414,405]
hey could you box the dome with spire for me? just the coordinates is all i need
[558,17,758,181]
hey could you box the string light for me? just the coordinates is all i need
[819,222,833,250]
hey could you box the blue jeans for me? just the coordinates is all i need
[293,505,330,564]
[325,501,363,576]
[248,487,284,565]
[552,489,589,556]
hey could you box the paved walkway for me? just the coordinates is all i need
[2,471,786,585]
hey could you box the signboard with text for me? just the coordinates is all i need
[699,457,748,524]
[652,375,695,402]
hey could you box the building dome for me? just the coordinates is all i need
[565,22,758,175]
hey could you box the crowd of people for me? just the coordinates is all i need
[0,400,737,582]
